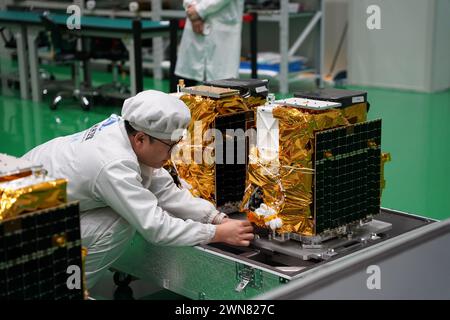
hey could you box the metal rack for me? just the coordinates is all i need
[2,0,325,93]
[152,0,325,93]
[251,0,324,93]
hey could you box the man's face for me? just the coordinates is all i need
[131,132,176,168]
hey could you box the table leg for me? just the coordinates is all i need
[27,27,41,102]
[130,19,143,95]
[152,37,163,80]
[250,12,258,79]
[12,25,30,100]
[0,28,13,96]
[81,37,92,87]
[169,19,178,93]
[123,37,137,96]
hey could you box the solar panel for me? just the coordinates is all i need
[294,88,367,108]
[0,202,83,300]
[274,97,342,110]
[214,112,252,208]
[203,78,269,98]
[314,119,382,234]
[180,85,239,98]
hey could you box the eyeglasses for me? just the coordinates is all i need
[148,135,182,153]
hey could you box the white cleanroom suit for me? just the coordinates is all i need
[22,91,224,288]
[175,0,245,82]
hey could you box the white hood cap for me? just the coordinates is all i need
[121,90,191,141]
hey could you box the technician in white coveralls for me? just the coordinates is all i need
[22,90,254,289]
[175,0,244,84]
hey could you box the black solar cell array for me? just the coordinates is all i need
[0,202,83,300]
[314,120,382,234]
[214,112,251,207]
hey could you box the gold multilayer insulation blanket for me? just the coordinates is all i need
[172,94,249,204]
[241,103,368,236]
[244,96,267,110]
[0,174,67,221]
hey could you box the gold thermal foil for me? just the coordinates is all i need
[244,96,267,110]
[340,102,367,124]
[172,94,248,204]
[242,103,368,236]
[381,152,391,193]
[81,247,89,300]
[0,176,67,221]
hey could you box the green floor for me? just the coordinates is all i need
[1,71,449,220]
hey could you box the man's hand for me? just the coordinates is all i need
[187,5,201,21]
[211,219,254,246]
[191,19,204,34]
[186,4,204,34]
[220,217,229,224]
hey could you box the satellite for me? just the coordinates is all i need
[241,88,390,258]
[0,154,84,299]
